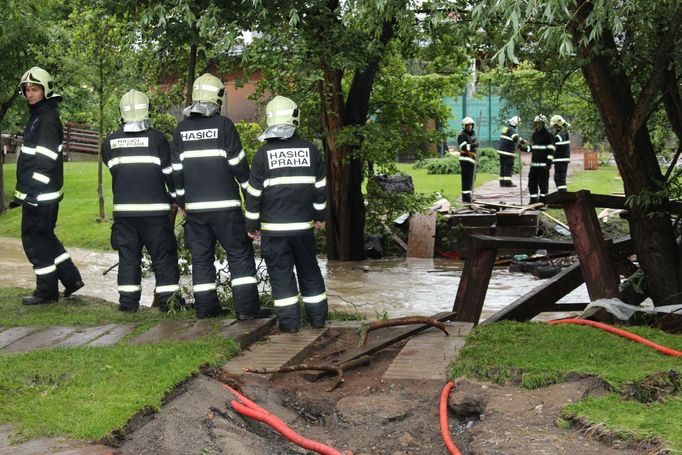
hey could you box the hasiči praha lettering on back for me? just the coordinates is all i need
[267,148,310,169]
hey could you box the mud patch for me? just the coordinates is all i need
[118,328,657,455]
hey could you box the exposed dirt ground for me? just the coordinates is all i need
[117,328,658,455]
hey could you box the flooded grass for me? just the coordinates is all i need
[451,321,682,451]
[0,336,238,441]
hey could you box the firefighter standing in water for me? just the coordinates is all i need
[456,117,478,203]
[11,67,83,305]
[245,96,327,333]
[171,73,270,320]
[550,115,571,191]
[101,89,182,312]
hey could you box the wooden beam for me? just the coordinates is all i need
[563,190,620,300]
[452,247,498,323]
[470,235,574,251]
[540,302,589,312]
[482,263,585,324]
[304,311,457,381]
[546,191,682,214]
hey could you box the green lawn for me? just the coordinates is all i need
[451,322,682,451]
[568,165,624,195]
[1,162,114,250]
[0,287,195,327]
[0,337,238,441]
[395,163,497,201]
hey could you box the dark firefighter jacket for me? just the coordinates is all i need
[529,128,556,164]
[457,129,478,164]
[14,99,64,207]
[553,129,571,162]
[497,125,521,156]
[101,127,175,217]
[171,113,249,212]
[244,133,326,237]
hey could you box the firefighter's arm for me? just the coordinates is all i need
[244,148,265,234]
[547,137,557,162]
[170,130,185,208]
[224,119,250,192]
[31,118,61,194]
[158,133,176,201]
[313,147,327,223]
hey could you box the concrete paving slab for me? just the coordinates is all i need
[0,326,42,349]
[223,328,325,374]
[54,324,119,348]
[87,323,138,347]
[2,326,77,353]
[217,317,275,348]
[382,322,473,381]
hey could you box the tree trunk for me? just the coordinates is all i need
[574,22,680,305]
[184,41,198,107]
[97,65,106,222]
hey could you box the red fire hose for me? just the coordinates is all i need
[440,381,463,455]
[546,318,682,357]
[223,384,349,455]
[439,318,682,454]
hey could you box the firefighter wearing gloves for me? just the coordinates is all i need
[521,115,556,204]
[550,115,571,191]
[245,96,327,333]
[457,117,478,203]
[12,67,83,305]
[102,90,182,313]
[171,73,267,319]
[496,116,524,187]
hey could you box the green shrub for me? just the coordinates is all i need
[413,156,461,174]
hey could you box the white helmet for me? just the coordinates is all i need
[550,115,565,128]
[18,66,61,100]
[461,117,475,127]
[508,116,520,127]
[119,90,149,123]
[191,73,224,106]
[534,114,547,124]
[266,95,300,128]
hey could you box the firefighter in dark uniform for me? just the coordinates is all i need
[11,67,83,305]
[245,96,327,333]
[171,73,268,319]
[496,115,524,187]
[550,115,571,192]
[457,117,478,203]
[521,115,556,204]
[102,90,182,312]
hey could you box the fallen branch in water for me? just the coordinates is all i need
[244,356,370,392]
[358,316,449,346]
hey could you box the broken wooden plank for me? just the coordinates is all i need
[305,311,457,381]
[563,190,620,300]
[2,326,77,353]
[54,324,118,348]
[452,247,498,324]
[0,327,42,349]
[469,235,574,251]
[407,212,437,258]
[88,323,138,347]
[482,263,584,324]
[217,317,276,349]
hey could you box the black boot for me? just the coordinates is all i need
[196,305,228,319]
[236,307,273,321]
[63,280,85,297]
[462,194,472,203]
[529,197,538,205]
[118,303,139,313]
[22,294,58,305]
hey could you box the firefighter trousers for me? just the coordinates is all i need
[553,161,569,191]
[111,216,180,310]
[498,153,515,184]
[460,160,475,202]
[527,164,549,203]
[21,203,82,299]
[261,233,327,332]
[184,210,259,317]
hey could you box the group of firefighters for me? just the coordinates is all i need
[11,66,327,333]
[456,114,572,204]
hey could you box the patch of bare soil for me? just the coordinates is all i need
[117,328,659,455]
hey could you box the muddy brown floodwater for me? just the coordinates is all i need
[0,237,588,319]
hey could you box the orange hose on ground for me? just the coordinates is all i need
[546,318,682,357]
[223,384,349,455]
[439,381,463,455]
